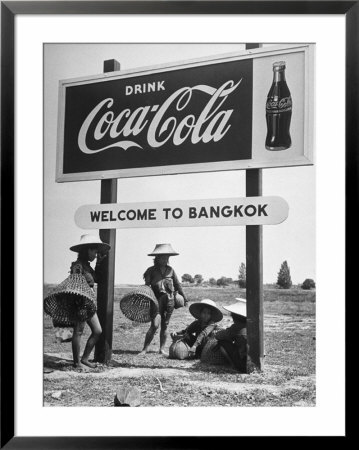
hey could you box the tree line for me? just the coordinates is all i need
[181,273,234,287]
[182,260,315,290]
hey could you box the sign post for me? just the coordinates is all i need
[246,168,264,370]
[245,43,264,371]
[94,60,120,364]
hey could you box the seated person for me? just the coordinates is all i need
[171,299,223,359]
[215,298,247,372]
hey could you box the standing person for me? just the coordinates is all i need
[170,299,223,359]
[44,234,110,370]
[139,243,188,356]
[214,299,248,372]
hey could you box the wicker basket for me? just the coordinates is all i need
[43,274,96,327]
[174,293,185,309]
[169,339,190,360]
[200,337,229,366]
[120,285,158,323]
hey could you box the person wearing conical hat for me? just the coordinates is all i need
[214,298,248,372]
[44,234,110,370]
[139,243,188,356]
[170,299,223,360]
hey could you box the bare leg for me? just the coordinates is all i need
[139,314,160,355]
[81,313,102,368]
[159,316,169,355]
[72,321,88,370]
[159,294,174,355]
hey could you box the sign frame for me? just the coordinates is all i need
[56,43,314,182]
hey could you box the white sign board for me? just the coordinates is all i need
[57,44,314,182]
[75,197,289,229]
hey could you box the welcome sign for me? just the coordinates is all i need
[75,197,289,229]
[56,44,314,182]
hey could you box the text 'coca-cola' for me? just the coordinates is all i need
[62,59,253,174]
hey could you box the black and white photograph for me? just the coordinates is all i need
[4,4,351,442]
[43,43,316,407]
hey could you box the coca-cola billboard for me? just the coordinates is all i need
[56,44,314,181]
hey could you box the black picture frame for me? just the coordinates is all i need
[1,1,355,447]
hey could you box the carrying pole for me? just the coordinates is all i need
[245,43,264,371]
[94,59,120,364]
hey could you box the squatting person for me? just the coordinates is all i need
[170,299,223,359]
[215,298,248,372]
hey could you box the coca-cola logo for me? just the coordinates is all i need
[61,58,254,178]
[266,96,292,112]
[78,79,242,154]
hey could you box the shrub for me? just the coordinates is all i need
[208,278,217,286]
[217,276,229,287]
[194,274,204,285]
[301,278,316,290]
[181,273,194,283]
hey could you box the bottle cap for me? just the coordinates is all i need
[273,61,286,70]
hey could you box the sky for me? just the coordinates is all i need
[44,43,315,286]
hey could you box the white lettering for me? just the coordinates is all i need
[78,79,243,154]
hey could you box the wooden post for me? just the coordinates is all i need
[94,59,120,364]
[245,43,264,371]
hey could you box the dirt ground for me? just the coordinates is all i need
[43,286,316,407]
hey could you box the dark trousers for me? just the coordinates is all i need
[219,341,246,372]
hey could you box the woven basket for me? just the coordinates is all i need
[169,339,190,360]
[120,285,158,323]
[174,293,185,309]
[44,274,96,327]
[200,337,229,366]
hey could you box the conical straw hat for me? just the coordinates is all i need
[223,298,247,318]
[70,234,110,253]
[148,243,179,256]
[189,299,223,323]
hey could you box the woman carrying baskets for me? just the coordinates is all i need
[44,234,110,370]
[139,243,188,356]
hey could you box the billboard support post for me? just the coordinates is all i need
[246,168,264,371]
[245,43,264,372]
[94,59,120,364]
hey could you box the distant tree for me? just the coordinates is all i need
[301,278,316,290]
[194,274,204,285]
[276,261,292,289]
[217,276,229,287]
[238,262,246,288]
[182,273,194,283]
[208,277,217,286]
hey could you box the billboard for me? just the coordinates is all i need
[56,44,314,182]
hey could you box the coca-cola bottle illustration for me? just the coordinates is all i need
[265,61,292,151]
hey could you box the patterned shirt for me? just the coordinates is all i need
[70,259,102,288]
[179,320,218,351]
[143,265,187,302]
